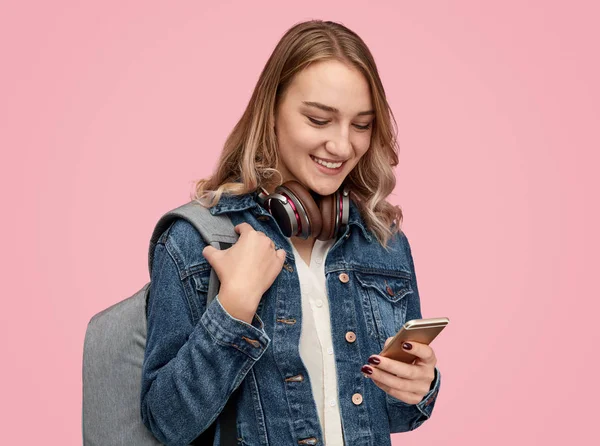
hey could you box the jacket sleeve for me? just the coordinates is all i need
[140,225,271,446]
[386,230,442,433]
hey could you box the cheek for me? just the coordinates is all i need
[358,131,373,149]
[281,124,322,154]
[355,142,371,160]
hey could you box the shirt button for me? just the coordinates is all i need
[329,399,336,407]
[352,393,363,405]
[327,347,333,355]
[315,256,322,264]
[338,273,349,283]
[345,331,356,343]
[315,299,323,308]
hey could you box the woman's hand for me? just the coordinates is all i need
[361,338,437,405]
[202,222,286,323]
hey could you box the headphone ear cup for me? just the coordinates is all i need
[338,187,350,233]
[267,194,295,237]
[281,181,322,239]
[322,187,350,240]
[317,193,336,241]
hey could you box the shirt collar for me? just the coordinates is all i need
[207,189,373,242]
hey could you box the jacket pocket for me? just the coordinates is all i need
[355,270,413,349]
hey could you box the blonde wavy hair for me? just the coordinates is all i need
[192,19,404,249]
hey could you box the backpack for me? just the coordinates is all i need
[82,200,240,445]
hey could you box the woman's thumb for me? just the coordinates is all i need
[202,245,217,261]
[276,249,286,261]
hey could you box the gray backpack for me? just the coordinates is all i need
[82,200,240,445]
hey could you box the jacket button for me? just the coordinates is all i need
[241,336,261,348]
[285,374,304,382]
[345,331,356,343]
[338,273,349,283]
[352,393,363,405]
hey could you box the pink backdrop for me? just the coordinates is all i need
[1,1,598,444]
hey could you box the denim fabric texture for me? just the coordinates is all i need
[140,191,441,446]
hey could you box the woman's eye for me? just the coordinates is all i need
[307,117,372,130]
[308,117,328,126]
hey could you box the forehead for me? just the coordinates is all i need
[286,60,373,114]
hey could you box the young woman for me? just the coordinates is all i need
[141,20,441,446]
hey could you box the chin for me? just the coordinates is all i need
[304,178,345,197]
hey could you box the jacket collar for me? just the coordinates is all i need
[207,190,373,242]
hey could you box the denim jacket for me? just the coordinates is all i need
[140,191,441,446]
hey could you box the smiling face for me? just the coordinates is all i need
[271,59,374,196]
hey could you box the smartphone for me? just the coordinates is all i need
[379,317,449,363]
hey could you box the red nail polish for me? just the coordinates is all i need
[361,365,373,375]
[368,356,380,365]
[402,342,412,350]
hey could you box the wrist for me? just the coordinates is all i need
[217,288,257,324]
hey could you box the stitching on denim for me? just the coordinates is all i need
[163,240,199,323]
[357,287,377,338]
[248,368,269,445]
[327,265,412,279]
[181,262,211,280]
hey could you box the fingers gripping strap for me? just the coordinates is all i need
[148,200,237,273]
[148,201,238,307]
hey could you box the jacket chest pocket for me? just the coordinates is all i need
[355,271,413,349]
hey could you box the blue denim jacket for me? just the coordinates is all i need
[141,191,441,446]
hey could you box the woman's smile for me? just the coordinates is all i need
[310,155,346,174]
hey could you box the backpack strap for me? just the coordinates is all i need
[148,200,238,307]
[147,200,240,446]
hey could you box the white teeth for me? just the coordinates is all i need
[311,156,343,169]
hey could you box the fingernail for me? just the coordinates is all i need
[361,365,373,375]
[402,342,412,350]
[367,356,380,365]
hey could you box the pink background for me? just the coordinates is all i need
[1,1,598,444]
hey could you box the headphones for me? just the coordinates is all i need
[256,180,350,241]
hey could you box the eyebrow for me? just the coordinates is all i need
[302,101,375,116]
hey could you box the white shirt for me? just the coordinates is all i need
[290,237,344,445]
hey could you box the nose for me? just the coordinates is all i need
[326,130,353,159]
